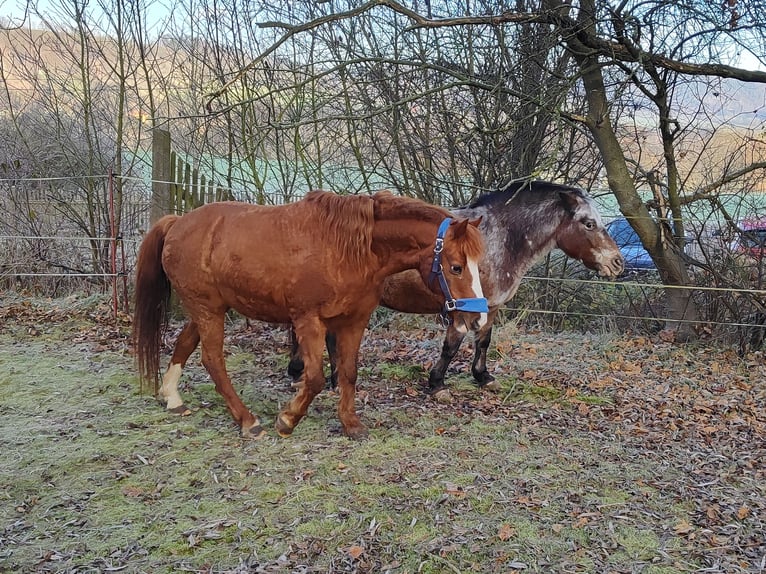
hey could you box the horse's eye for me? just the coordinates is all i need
[450,264,463,275]
[584,220,596,230]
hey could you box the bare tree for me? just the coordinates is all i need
[202,0,766,338]
[0,0,175,283]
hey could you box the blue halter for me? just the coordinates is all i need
[430,218,489,324]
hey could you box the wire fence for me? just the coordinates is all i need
[3,173,766,351]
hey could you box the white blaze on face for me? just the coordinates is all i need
[160,362,184,410]
[468,255,487,328]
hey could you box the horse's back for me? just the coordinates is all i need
[159,199,375,322]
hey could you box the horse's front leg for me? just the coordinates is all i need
[428,326,467,403]
[332,324,367,440]
[471,307,501,391]
[276,318,327,437]
[197,312,265,439]
[159,320,200,415]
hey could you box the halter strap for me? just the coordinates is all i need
[430,218,489,325]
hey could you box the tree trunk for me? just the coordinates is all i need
[568,3,698,340]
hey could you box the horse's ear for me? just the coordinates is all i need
[450,218,470,237]
[558,190,579,215]
[450,216,482,237]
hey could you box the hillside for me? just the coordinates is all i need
[1,25,765,198]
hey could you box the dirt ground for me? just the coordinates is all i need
[0,296,764,573]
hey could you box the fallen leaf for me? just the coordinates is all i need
[122,486,144,498]
[674,519,693,535]
[573,516,589,528]
[445,482,465,498]
[346,545,364,559]
[658,329,676,342]
[498,523,515,540]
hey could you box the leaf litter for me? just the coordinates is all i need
[0,296,764,573]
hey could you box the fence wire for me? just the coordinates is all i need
[3,174,766,340]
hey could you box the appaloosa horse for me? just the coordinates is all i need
[133,190,487,439]
[288,181,624,402]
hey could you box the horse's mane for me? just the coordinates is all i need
[373,190,484,260]
[304,190,375,269]
[372,190,450,221]
[468,180,587,210]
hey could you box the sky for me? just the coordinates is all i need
[736,50,766,72]
[0,0,173,35]
[1,0,764,72]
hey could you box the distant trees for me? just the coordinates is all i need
[0,0,169,283]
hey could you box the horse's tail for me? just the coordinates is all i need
[132,215,179,393]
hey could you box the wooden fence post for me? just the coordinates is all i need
[151,128,172,224]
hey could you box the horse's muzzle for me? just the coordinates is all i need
[600,256,625,277]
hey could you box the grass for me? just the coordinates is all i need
[0,298,764,573]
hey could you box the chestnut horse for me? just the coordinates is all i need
[132,190,487,439]
[288,181,624,402]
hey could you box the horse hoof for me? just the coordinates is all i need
[344,426,369,440]
[431,388,452,403]
[167,404,192,416]
[481,380,501,392]
[241,424,267,440]
[275,415,294,438]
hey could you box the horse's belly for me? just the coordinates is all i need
[221,278,371,324]
[229,296,292,324]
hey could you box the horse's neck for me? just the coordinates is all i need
[455,205,559,304]
[371,219,436,277]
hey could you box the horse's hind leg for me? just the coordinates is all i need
[159,320,200,415]
[197,313,265,439]
[286,326,339,390]
[286,325,304,382]
[276,317,327,437]
[326,332,338,389]
[428,326,467,403]
[471,308,500,391]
